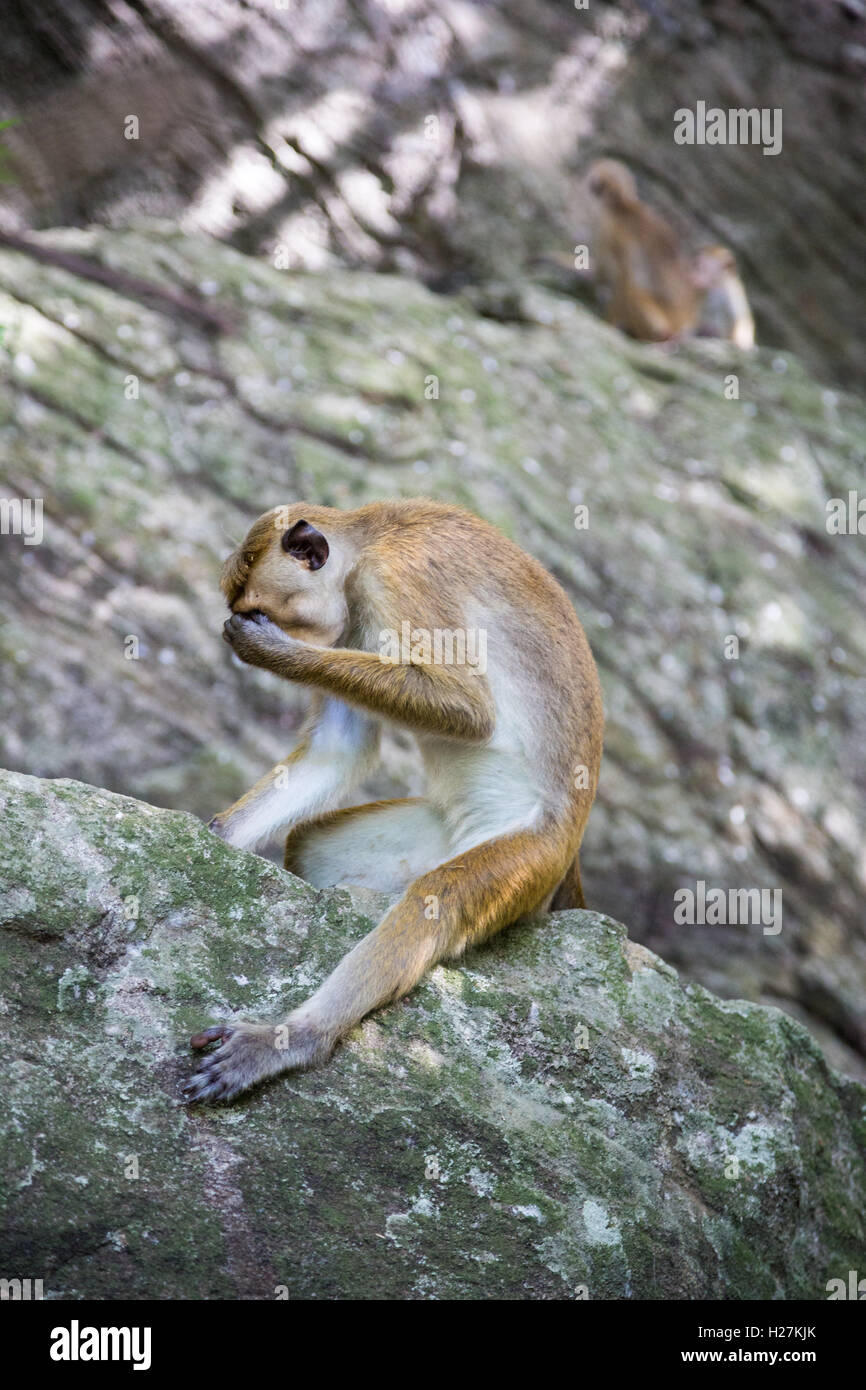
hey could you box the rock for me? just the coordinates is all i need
[0,225,864,1081]
[1,767,863,1299]
[2,0,865,386]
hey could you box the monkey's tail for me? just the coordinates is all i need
[550,852,586,910]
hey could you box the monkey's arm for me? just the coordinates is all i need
[210,694,380,850]
[224,611,494,742]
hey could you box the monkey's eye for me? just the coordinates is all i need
[281,519,329,571]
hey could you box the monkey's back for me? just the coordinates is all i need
[592,195,697,339]
[356,500,604,820]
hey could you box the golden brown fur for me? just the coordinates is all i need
[585,158,699,341]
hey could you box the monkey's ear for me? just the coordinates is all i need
[281,519,329,571]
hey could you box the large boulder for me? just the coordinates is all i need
[1,768,863,1299]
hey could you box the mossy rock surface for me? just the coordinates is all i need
[1,768,863,1299]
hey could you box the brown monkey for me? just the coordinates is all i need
[585,158,698,341]
[691,244,755,350]
[185,499,603,1103]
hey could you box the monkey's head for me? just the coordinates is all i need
[691,244,737,290]
[220,505,352,646]
[585,159,638,212]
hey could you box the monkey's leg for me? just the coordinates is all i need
[284,798,450,895]
[184,825,570,1103]
[627,291,678,342]
[550,852,586,910]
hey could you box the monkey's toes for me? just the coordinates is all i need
[183,1023,286,1104]
[182,1018,334,1104]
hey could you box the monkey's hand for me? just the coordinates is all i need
[183,1014,333,1104]
[222,610,302,668]
[207,812,230,840]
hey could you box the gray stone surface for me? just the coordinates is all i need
[1,768,864,1299]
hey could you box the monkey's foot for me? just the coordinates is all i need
[183,1016,332,1104]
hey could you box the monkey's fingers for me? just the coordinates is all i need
[222,614,246,644]
[206,816,232,840]
[183,1032,238,1104]
[184,1025,239,1103]
[189,1024,234,1050]
[182,1058,232,1104]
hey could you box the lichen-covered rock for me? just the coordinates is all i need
[1,768,863,1299]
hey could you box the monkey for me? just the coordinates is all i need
[584,158,699,341]
[691,244,755,350]
[184,499,603,1103]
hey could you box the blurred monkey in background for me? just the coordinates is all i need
[584,160,755,349]
[584,158,698,341]
[691,243,756,350]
